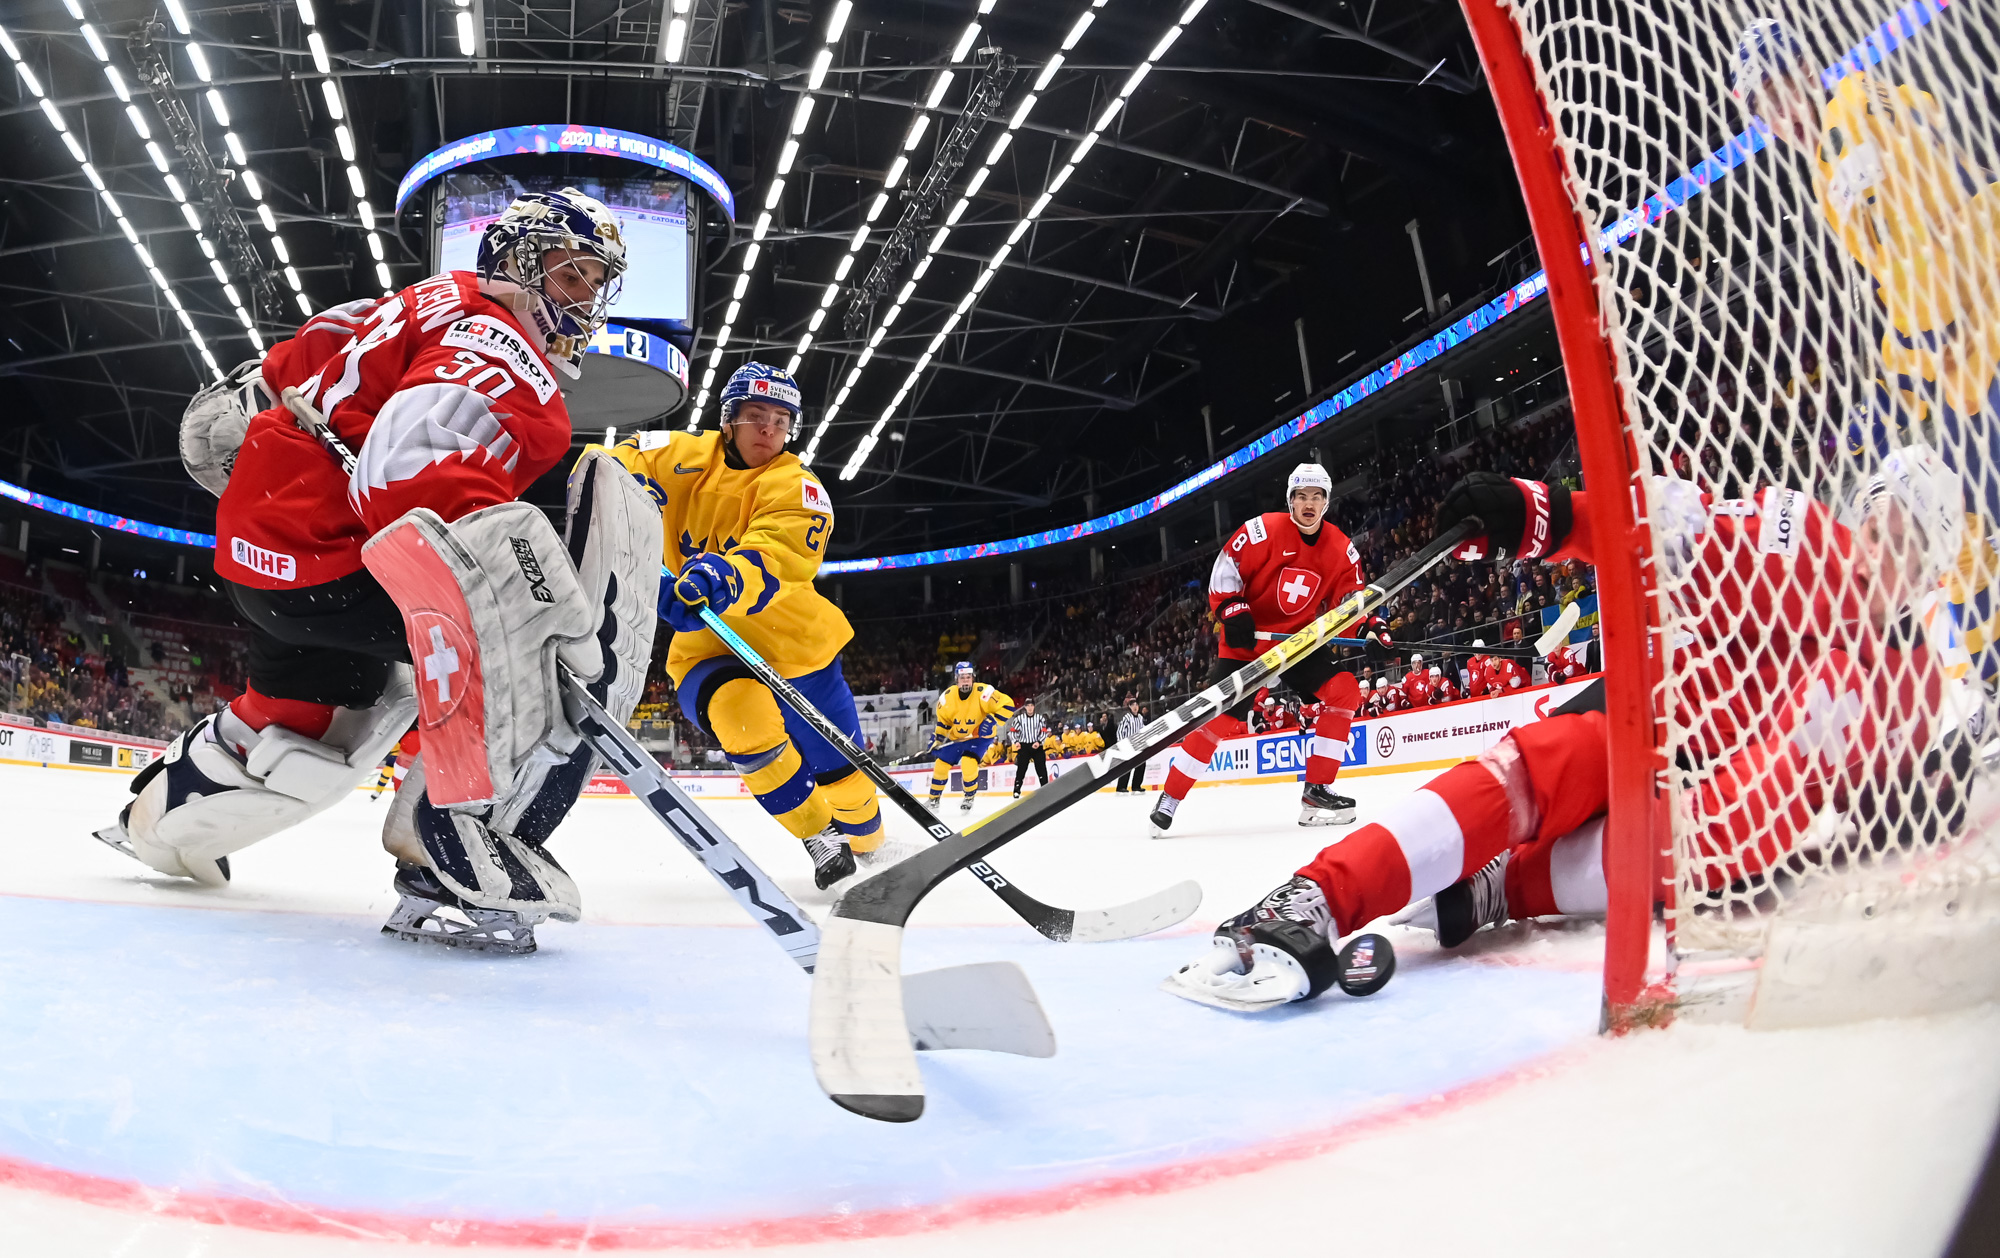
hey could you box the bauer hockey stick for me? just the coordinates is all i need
[563,669,1054,1056]
[680,591,1200,942]
[809,518,1481,1122]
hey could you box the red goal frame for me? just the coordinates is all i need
[1457,0,1672,1028]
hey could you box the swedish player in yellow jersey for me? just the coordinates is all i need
[598,362,882,889]
[928,661,1015,813]
[1735,18,2000,675]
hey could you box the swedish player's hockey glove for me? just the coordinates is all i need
[1437,473,1573,562]
[663,551,743,633]
[1219,599,1257,651]
[1362,615,1395,662]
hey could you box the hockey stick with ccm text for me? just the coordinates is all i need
[677,585,1201,943]
[285,387,1054,1057]
[809,518,1481,1121]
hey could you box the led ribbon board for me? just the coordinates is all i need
[0,477,215,549]
[395,124,735,220]
[819,0,1949,575]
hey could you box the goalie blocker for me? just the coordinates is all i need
[362,449,661,930]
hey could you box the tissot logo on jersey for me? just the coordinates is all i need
[1759,486,1806,557]
[441,318,558,403]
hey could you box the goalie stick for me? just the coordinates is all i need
[809,519,1481,1122]
[680,591,1201,943]
[283,383,1054,1057]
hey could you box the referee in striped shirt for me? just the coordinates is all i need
[1010,700,1049,797]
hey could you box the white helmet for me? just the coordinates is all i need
[1287,463,1333,503]
[1374,677,1387,690]
[1847,442,1965,578]
[1471,638,1486,649]
[1430,666,1442,677]
[1410,652,1423,665]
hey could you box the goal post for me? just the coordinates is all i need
[1459,0,2000,1028]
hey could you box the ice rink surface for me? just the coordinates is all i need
[3,760,1997,1257]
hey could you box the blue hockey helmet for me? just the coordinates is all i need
[476,187,627,375]
[954,660,975,683]
[720,362,804,430]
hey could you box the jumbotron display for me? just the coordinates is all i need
[435,172,695,333]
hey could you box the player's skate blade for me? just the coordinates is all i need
[380,863,538,955]
[1298,784,1356,826]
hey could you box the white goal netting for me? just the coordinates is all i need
[1488,0,2000,1016]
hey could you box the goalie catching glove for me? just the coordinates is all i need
[1436,473,1573,562]
[361,449,662,923]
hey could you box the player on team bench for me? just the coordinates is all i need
[927,661,1015,813]
[96,188,661,955]
[601,362,889,892]
[1148,463,1390,835]
[1166,463,1967,1011]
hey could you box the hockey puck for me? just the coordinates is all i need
[1334,932,1395,997]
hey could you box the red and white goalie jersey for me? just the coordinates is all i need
[1209,511,1364,661]
[216,272,575,589]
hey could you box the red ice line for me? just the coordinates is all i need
[0,1041,1598,1250]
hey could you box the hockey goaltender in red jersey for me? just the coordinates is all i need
[1149,463,1393,836]
[1165,458,1969,1013]
[94,188,665,956]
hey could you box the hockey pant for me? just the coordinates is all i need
[1013,743,1048,792]
[1295,650,1936,936]
[1160,649,1361,805]
[676,655,883,850]
[929,737,993,805]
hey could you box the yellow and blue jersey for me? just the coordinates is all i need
[594,430,850,684]
[934,682,1014,747]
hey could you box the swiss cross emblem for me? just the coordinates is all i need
[1276,566,1321,613]
[409,610,476,726]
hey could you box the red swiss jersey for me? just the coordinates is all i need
[1463,657,1490,697]
[216,272,575,589]
[1209,511,1364,661]
[1402,671,1433,707]
[1489,657,1529,691]
[1547,642,1590,682]
[1433,674,1460,703]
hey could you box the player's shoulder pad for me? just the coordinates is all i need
[439,313,558,404]
[1244,515,1268,545]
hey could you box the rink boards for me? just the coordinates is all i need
[0,676,1600,800]
[597,675,1602,799]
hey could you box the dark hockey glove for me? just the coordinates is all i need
[1218,600,1257,651]
[1437,472,1573,562]
[1362,615,1395,662]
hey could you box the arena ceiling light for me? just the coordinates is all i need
[832,0,1175,481]
[685,0,854,431]
[288,0,390,296]
[0,18,232,377]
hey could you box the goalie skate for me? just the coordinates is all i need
[380,862,538,956]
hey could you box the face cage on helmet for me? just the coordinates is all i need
[508,230,625,336]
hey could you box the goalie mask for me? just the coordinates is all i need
[477,188,627,377]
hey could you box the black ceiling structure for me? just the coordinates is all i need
[0,0,1537,568]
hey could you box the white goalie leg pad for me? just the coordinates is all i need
[361,502,600,813]
[116,670,417,883]
[381,753,427,865]
[558,450,663,729]
[179,358,273,498]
